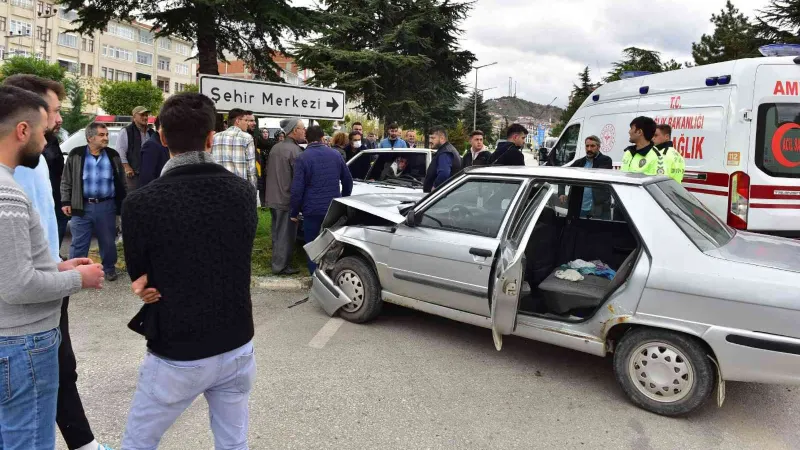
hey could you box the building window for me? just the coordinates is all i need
[0,46,4,60]
[107,22,135,41]
[175,42,190,56]
[101,67,113,80]
[36,1,43,13]
[0,17,5,32]
[9,19,32,37]
[81,37,94,52]
[101,44,133,62]
[137,51,153,66]
[138,29,154,46]
[115,70,132,82]
[58,9,79,21]
[174,62,188,75]
[80,63,85,76]
[157,78,170,93]
[158,56,170,71]
[158,38,171,51]
[57,59,79,74]
[11,0,34,8]
[87,64,93,77]
[57,32,79,49]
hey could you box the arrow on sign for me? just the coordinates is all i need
[327,97,339,112]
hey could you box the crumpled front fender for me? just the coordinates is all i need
[309,269,353,316]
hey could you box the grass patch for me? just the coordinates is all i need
[252,208,310,278]
[86,210,309,278]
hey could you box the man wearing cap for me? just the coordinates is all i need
[117,106,155,192]
[266,118,305,275]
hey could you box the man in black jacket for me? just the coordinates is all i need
[489,123,527,166]
[138,116,170,187]
[121,93,258,448]
[423,127,462,193]
[558,135,613,218]
[462,130,491,167]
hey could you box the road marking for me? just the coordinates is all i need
[308,317,345,349]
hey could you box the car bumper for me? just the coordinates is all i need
[704,326,800,385]
[309,269,353,316]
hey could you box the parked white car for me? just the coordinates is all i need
[60,127,123,162]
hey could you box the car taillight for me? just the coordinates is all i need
[727,171,750,229]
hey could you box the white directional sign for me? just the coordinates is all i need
[200,75,346,120]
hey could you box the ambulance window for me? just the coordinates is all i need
[549,123,580,166]
[755,103,800,178]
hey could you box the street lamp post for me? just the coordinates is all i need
[472,61,497,131]
[38,7,57,63]
[4,31,30,60]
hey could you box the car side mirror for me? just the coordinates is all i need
[405,209,417,227]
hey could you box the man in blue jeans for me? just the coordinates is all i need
[290,125,353,274]
[61,123,127,281]
[121,93,258,449]
[0,85,105,449]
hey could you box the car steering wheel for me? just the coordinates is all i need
[449,204,472,222]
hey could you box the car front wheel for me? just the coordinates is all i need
[331,256,382,323]
[613,328,715,416]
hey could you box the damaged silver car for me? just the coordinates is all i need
[304,166,800,416]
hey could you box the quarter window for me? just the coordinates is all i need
[755,103,800,178]
[549,123,581,166]
[419,179,522,237]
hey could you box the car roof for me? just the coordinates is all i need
[465,166,670,185]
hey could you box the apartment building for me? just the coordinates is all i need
[217,52,312,86]
[0,0,197,112]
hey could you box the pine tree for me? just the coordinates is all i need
[604,47,684,83]
[58,0,317,78]
[754,0,800,45]
[294,0,475,133]
[61,79,93,134]
[552,67,594,136]
[693,1,763,65]
[461,91,494,143]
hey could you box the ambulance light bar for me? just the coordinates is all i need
[759,44,800,57]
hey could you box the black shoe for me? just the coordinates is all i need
[106,272,118,281]
[275,267,300,276]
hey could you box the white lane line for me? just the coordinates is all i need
[308,317,345,349]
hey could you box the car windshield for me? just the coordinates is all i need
[646,180,734,251]
[348,152,428,188]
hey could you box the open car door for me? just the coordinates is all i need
[491,183,554,350]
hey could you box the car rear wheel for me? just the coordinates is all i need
[613,328,714,416]
[332,256,382,323]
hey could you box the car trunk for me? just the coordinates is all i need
[705,230,800,273]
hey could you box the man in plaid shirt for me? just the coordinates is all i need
[212,108,257,188]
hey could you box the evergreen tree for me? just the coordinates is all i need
[61,79,93,134]
[754,0,800,45]
[461,91,494,143]
[604,47,684,83]
[552,67,594,136]
[693,1,762,65]
[294,0,475,133]
[58,0,317,78]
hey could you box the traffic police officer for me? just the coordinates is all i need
[652,124,685,183]
[622,116,663,175]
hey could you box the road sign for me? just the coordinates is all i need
[200,75,346,120]
[537,124,546,146]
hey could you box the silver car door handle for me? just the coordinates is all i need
[469,248,493,258]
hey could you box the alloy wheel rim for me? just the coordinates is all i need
[628,341,694,403]
[337,270,364,312]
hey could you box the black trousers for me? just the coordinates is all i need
[57,297,95,449]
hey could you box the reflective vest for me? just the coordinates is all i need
[621,144,661,175]
[658,144,685,183]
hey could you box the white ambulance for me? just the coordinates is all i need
[548,50,800,237]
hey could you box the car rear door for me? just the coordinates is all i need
[386,176,528,317]
[490,183,555,350]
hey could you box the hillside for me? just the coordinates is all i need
[485,96,564,124]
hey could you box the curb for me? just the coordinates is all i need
[253,276,312,291]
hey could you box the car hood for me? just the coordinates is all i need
[350,180,421,196]
[706,231,800,273]
[322,192,425,229]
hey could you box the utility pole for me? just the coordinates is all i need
[38,6,57,63]
[4,31,29,59]
[471,61,497,133]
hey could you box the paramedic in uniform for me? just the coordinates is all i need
[622,116,663,175]
[652,124,685,183]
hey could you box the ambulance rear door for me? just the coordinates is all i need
[749,64,800,237]
[637,83,732,222]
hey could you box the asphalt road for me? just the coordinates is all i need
[58,276,800,450]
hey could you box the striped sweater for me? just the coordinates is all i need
[0,164,81,336]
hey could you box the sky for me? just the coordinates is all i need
[462,0,769,107]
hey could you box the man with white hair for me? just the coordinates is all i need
[266,118,306,275]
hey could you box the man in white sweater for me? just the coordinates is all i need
[0,85,104,449]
